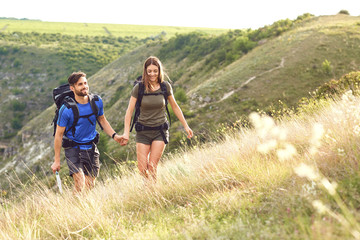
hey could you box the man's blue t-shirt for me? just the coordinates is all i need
[57,97,104,150]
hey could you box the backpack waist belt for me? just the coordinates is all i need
[62,133,99,148]
[135,122,169,144]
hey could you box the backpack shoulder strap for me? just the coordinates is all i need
[160,82,171,126]
[137,82,145,106]
[130,82,144,132]
[89,94,103,130]
[160,82,168,98]
[63,96,79,136]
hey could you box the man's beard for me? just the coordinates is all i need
[75,88,88,97]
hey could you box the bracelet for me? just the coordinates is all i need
[111,132,117,139]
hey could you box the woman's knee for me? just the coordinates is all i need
[137,161,147,171]
[148,159,158,171]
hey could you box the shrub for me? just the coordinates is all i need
[322,59,332,75]
[11,117,22,130]
[295,13,314,22]
[11,113,25,130]
[13,59,21,68]
[12,46,20,53]
[9,100,26,111]
[314,71,360,99]
[0,46,9,55]
[11,88,24,95]
[338,10,350,15]
[174,88,187,104]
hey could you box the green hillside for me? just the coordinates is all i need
[91,14,360,155]
[0,14,309,140]
[181,14,360,128]
[0,18,227,141]
[0,32,147,140]
[2,13,360,192]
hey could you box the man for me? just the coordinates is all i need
[51,72,122,193]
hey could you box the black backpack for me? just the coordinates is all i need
[130,82,171,132]
[52,83,103,137]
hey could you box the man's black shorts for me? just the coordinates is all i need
[64,145,100,177]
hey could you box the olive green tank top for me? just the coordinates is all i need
[131,81,173,127]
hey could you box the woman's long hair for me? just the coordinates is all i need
[142,56,165,92]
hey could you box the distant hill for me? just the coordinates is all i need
[0,18,227,38]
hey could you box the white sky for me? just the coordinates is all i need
[1,0,360,29]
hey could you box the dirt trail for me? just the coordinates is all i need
[0,24,9,32]
[219,57,285,102]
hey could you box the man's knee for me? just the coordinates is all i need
[85,176,96,189]
[73,172,85,188]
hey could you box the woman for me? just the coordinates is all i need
[120,56,193,182]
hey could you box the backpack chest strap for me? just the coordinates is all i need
[63,97,79,136]
[143,92,164,96]
[79,113,97,125]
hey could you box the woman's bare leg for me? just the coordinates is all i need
[136,143,151,179]
[148,140,166,182]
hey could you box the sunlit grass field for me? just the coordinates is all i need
[0,19,228,38]
[1,91,360,239]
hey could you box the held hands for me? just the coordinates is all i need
[114,134,129,146]
[113,127,192,145]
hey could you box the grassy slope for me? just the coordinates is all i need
[0,19,227,38]
[3,14,360,180]
[181,15,360,129]
[0,91,359,239]
[99,14,360,149]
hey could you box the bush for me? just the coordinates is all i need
[13,59,21,68]
[322,59,332,75]
[0,46,9,55]
[338,10,350,15]
[295,13,314,22]
[314,71,360,99]
[11,88,24,95]
[174,88,187,104]
[11,118,22,129]
[11,113,25,130]
[9,100,26,111]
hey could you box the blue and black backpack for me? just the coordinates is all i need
[52,83,103,138]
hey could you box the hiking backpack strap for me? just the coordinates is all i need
[130,82,145,132]
[52,83,75,136]
[89,94,103,130]
[135,122,169,144]
[160,82,171,126]
[63,96,79,137]
[52,109,60,136]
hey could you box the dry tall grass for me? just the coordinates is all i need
[1,91,360,239]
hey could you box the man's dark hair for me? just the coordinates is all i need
[68,72,86,86]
